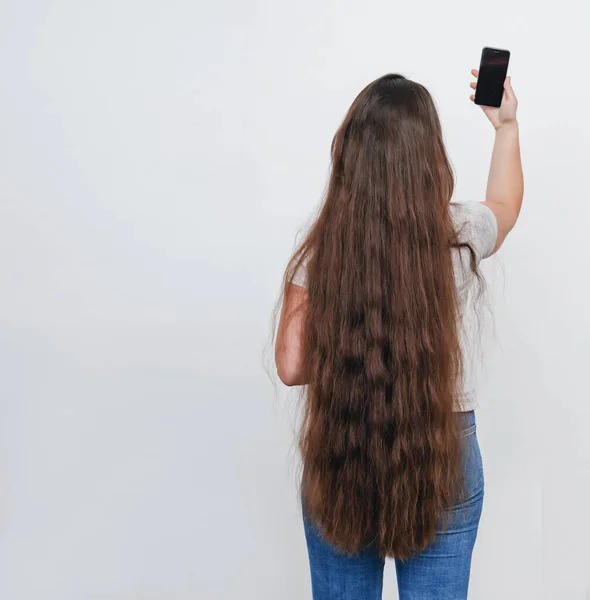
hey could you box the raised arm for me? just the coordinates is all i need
[470,70,523,252]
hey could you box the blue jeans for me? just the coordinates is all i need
[302,411,484,600]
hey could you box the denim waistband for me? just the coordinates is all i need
[454,409,476,433]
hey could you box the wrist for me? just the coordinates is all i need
[495,119,518,132]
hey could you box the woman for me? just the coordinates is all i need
[274,70,522,599]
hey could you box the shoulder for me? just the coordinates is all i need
[290,261,308,288]
[450,202,498,262]
[288,253,310,288]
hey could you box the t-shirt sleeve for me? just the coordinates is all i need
[289,259,308,288]
[453,202,498,262]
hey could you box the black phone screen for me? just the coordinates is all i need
[474,47,510,108]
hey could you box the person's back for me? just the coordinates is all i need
[274,71,522,599]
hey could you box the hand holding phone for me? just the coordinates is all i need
[474,47,510,108]
[470,48,518,130]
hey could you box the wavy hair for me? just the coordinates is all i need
[283,74,477,559]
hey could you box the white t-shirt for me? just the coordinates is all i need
[290,201,498,412]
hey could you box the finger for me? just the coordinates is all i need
[471,69,479,78]
[504,76,516,100]
[470,95,475,102]
[470,82,477,90]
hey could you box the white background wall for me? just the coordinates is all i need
[1,0,589,598]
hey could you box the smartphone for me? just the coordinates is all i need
[474,47,510,108]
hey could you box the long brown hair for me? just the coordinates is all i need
[285,74,474,559]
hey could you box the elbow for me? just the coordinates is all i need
[275,351,305,387]
[276,363,300,387]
